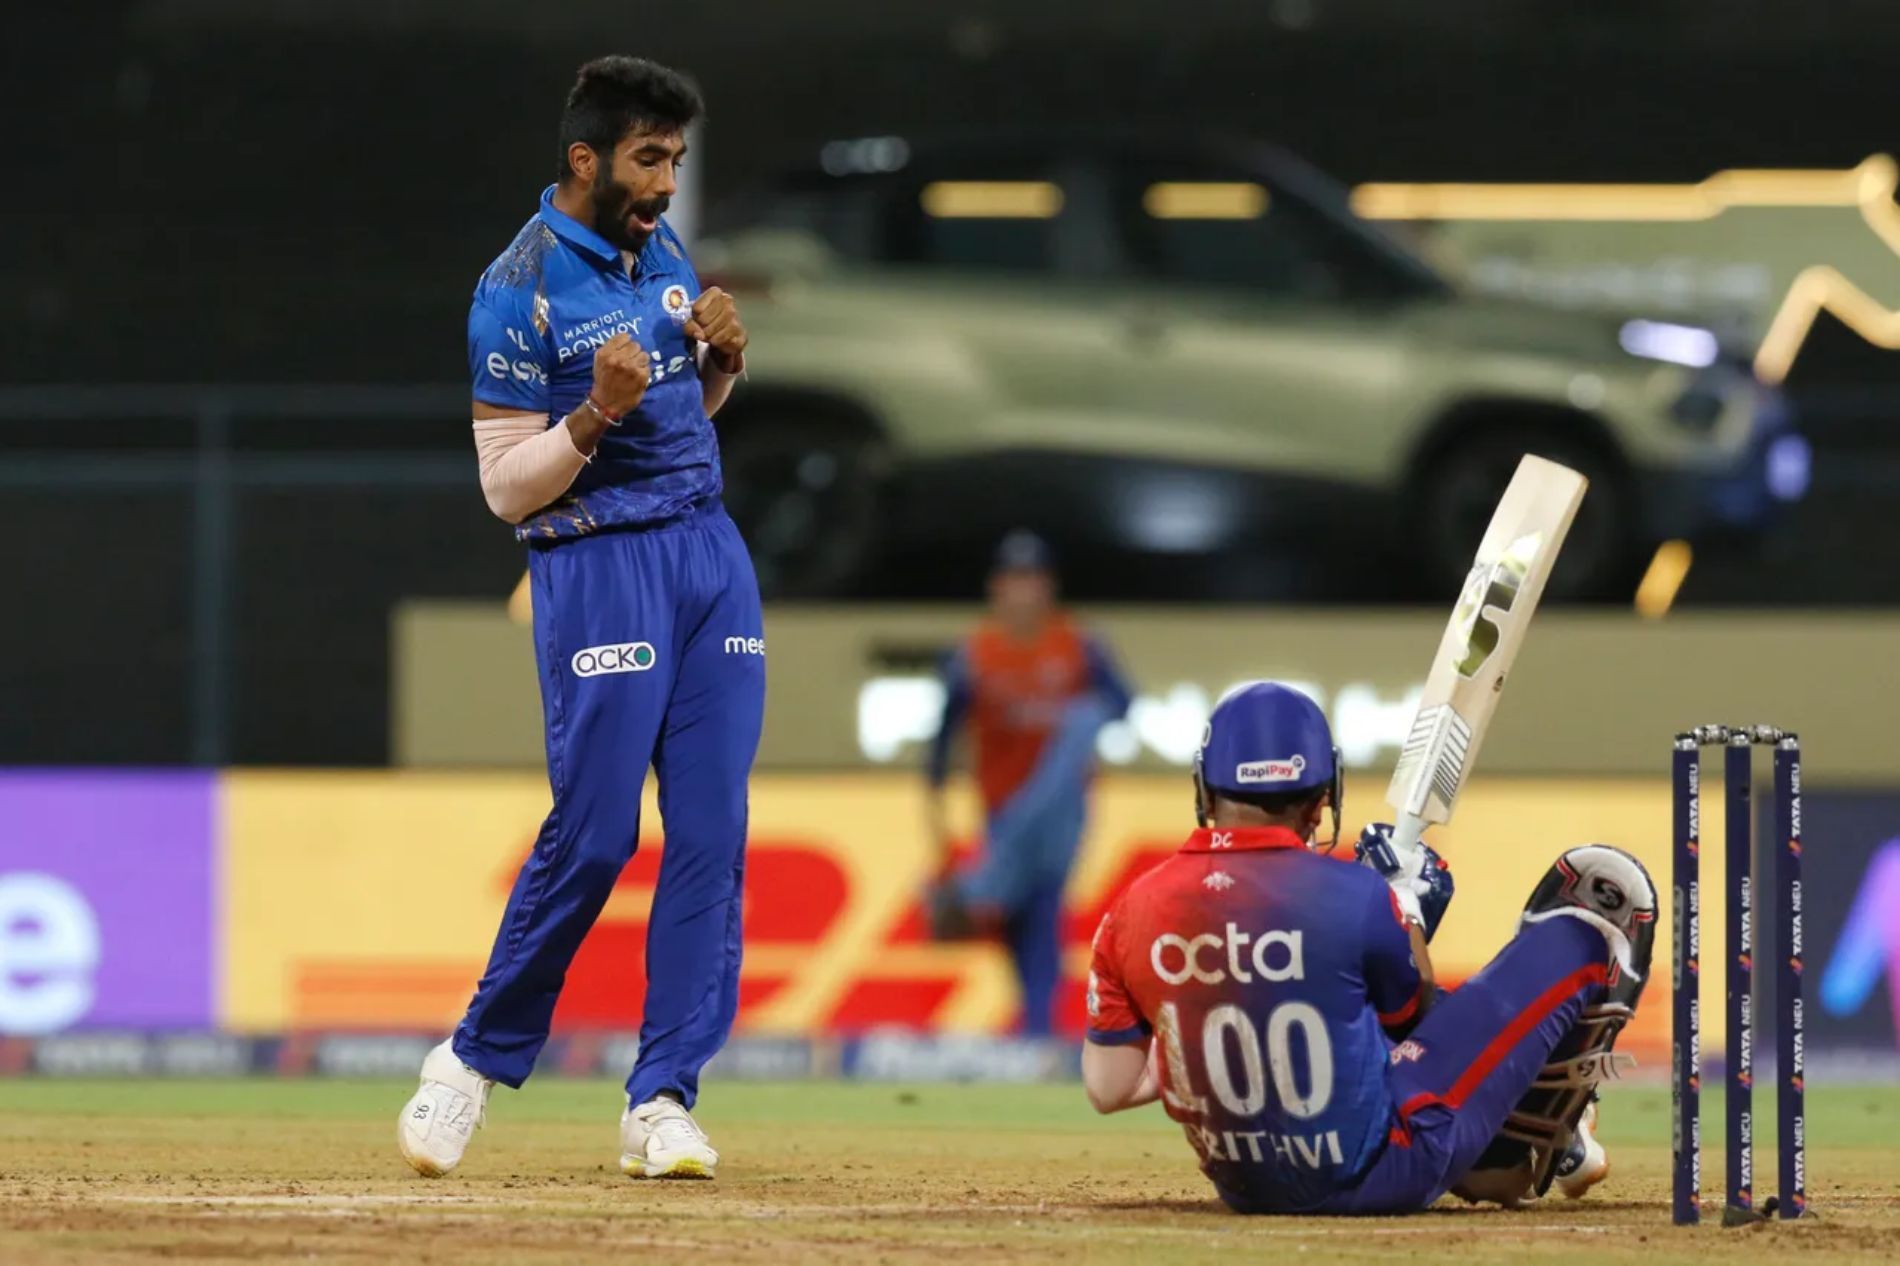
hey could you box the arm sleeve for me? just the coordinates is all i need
[925,645,973,789]
[1086,903,1151,1046]
[1363,883,1425,1028]
[469,290,554,415]
[1083,634,1134,720]
[472,415,588,525]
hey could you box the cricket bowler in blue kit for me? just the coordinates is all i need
[399,57,761,1181]
[1082,683,1659,1214]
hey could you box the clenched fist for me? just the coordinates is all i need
[683,287,747,373]
[590,332,651,418]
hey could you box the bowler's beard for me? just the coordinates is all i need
[590,168,669,252]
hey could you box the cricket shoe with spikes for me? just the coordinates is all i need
[1553,1097,1610,1199]
[620,1096,719,1179]
[398,1039,493,1177]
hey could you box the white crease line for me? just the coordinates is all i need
[80,1194,1624,1233]
[1078,1222,1620,1238]
[63,1192,1881,1232]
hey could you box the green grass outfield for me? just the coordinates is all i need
[1,1079,1896,1263]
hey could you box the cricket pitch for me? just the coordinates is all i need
[2,1079,1896,1264]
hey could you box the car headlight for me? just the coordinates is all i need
[1766,434,1811,502]
[1620,319,1720,369]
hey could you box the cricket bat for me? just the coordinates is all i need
[1384,454,1589,858]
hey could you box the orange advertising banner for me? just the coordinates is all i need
[222,772,1701,1061]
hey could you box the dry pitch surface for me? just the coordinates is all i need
[1,1079,1897,1264]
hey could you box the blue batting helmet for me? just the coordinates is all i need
[1195,682,1343,843]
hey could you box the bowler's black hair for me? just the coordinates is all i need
[558,56,704,181]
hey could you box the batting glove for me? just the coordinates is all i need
[1354,823,1456,942]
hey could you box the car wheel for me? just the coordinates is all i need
[717,409,887,599]
[1415,430,1640,604]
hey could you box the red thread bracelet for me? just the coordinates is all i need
[582,395,622,426]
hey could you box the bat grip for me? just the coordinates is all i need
[1387,813,1428,872]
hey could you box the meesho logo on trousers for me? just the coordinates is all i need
[572,643,656,677]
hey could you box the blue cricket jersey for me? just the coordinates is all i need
[468,187,721,539]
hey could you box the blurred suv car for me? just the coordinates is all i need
[699,132,1801,601]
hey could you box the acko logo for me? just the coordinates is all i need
[1150,925,1305,986]
[1236,755,1306,784]
[571,642,657,677]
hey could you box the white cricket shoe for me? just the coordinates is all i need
[620,1096,718,1179]
[398,1039,493,1177]
[1554,1099,1610,1199]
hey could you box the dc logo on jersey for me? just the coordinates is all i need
[572,642,657,677]
[1236,754,1306,784]
[662,284,691,324]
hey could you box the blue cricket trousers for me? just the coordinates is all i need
[1308,914,1612,1214]
[454,503,765,1109]
[1215,914,1616,1215]
[959,697,1111,1036]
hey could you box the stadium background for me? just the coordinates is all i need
[4,0,1900,1083]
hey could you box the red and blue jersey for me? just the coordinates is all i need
[1086,826,1424,1212]
[468,189,720,540]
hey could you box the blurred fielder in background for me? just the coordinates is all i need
[926,531,1132,1035]
[399,56,759,1182]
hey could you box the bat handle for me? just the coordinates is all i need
[1386,813,1429,872]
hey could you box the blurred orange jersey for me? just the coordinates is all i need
[923,615,1117,813]
[965,617,1091,809]
[928,616,1131,812]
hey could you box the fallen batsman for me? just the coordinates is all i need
[1081,681,1656,1214]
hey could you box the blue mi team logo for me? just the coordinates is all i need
[662,285,691,324]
